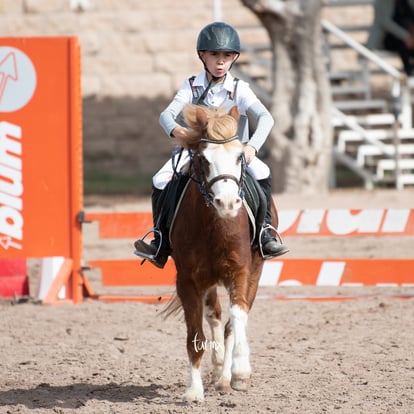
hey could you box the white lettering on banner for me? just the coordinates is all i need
[0,121,23,250]
[278,279,302,287]
[279,209,411,235]
[381,209,410,232]
[261,261,346,287]
[326,209,384,234]
[296,209,325,233]
[316,262,345,286]
[0,163,22,195]
[259,261,283,286]
[277,210,300,233]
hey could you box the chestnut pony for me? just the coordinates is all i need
[168,104,273,402]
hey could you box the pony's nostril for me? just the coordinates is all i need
[234,197,242,209]
[213,197,224,210]
[214,196,243,212]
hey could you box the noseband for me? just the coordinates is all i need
[191,135,246,206]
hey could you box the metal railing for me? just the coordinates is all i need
[322,19,409,189]
[235,16,409,189]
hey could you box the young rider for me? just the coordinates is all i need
[134,21,289,268]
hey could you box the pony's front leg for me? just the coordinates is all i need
[215,320,234,392]
[178,282,206,402]
[183,324,205,402]
[229,304,251,391]
[204,287,225,383]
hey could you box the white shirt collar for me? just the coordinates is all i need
[193,71,235,93]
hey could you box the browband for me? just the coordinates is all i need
[200,135,239,144]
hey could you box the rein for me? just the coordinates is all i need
[190,134,247,206]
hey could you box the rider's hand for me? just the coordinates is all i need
[243,145,257,164]
[171,126,190,139]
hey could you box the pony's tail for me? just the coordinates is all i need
[160,294,182,319]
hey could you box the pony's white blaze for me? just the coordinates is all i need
[205,143,243,218]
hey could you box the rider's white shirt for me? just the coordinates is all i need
[154,71,273,190]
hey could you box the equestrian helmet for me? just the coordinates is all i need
[197,22,240,54]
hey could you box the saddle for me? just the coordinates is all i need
[154,171,267,250]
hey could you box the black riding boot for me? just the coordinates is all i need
[134,187,169,268]
[258,177,289,259]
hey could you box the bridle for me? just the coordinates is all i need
[189,134,247,206]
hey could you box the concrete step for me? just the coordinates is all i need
[329,70,361,81]
[376,158,414,179]
[331,84,369,96]
[398,173,414,186]
[334,99,388,112]
[356,144,414,167]
[336,128,414,153]
[382,173,414,187]
[332,113,395,128]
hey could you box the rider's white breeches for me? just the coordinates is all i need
[152,151,270,190]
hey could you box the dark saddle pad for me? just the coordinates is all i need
[155,171,266,248]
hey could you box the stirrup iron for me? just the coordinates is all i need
[134,227,163,261]
[259,223,285,259]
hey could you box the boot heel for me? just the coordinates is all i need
[134,228,163,258]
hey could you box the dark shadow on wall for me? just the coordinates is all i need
[82,96,363,196]
[82,95,174,195]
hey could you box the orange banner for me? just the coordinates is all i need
[279,208,414,236]
[87,258,414,288]
[83,209,414,240]
[0,37,82,259]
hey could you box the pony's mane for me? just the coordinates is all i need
[178,105,239,149]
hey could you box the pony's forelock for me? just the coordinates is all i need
[181,105,239,147]
[206,113,238,142]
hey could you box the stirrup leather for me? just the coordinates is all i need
[134,227,163,261]
[259,224,285,259]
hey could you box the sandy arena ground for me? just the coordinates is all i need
[1,189,413,413]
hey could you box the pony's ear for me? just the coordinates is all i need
[228,105,240,122]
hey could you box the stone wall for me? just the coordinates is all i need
[0,0,266,184]
[0,1,370,189]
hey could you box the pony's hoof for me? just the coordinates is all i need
[182,388,205,403]
[210,366,223,384]
[215,378,232,393]
[230,376,250,391]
